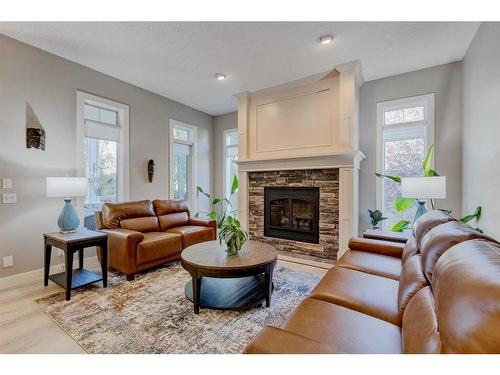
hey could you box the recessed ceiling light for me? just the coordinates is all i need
[215,73,226,81]
[318,34,334,44]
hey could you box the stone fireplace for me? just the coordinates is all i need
[248,169,338,261]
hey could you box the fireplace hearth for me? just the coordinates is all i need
[264,187,319,244]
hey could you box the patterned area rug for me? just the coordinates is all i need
[36,262,321,354]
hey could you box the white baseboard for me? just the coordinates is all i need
[278,254,334,270]
[0,256,100,290]
[0,254,329,290]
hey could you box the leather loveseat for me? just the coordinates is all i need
[95,199,216,280]
[245,210,500,353]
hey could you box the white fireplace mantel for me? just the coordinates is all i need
[236,151,365,173]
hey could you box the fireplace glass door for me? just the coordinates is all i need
[264,187,319,244]
[269,199,290,228]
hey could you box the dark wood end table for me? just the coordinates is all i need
[43,229,108,300]
[363,229,410,243]
[181,240,278,314]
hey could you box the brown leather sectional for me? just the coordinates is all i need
[95,199,216,280]
[245,210,500,354]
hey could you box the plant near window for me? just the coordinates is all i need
[391,219,411,232]
[219,215,249,255]
[367,209,388,229]
[439,206,483,232]
[196,174,238,228]
[375,144,482,231]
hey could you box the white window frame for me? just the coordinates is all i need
[76,90,130,204]
[223,128,238,203]
[376,93,435,213]
[169,119,197,212]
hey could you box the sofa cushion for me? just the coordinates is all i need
[309,267,400,325]
[282,298,401,354]
[136,232,183,265]
[121,216,160,233]
[432,240,500,353]
[401,236,418,264]
[337,249,401,280]
[412,210,456,250]
[153,199,190,216]
[158,212,189,231]
[420,220,496,281]
[101,200,155,229]
[398,254,427,315]
[402,286,441,354]
[244,326,334,354]
[166,225,215,248]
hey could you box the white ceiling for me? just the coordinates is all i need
[0,22,480,116]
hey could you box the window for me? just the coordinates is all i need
[84,104,118,126]
[170,120,197,210]
[376,94,434,229]
[223,129,238,211]
[77,91,129,229]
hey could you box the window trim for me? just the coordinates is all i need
[375,93,435,213]
[169,119,197,212]
[76,90,130,204]
[223,128,238,201]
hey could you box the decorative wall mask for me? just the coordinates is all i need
[26,103,46,150]
[148,159,155,182]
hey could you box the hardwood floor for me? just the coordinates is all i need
[0,259,327,354]
[0,274,86,353]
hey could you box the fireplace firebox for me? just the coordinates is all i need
[264,187,320,244]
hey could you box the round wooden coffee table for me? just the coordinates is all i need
[181,240,278,314]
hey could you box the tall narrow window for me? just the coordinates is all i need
[77,92,129,229]
[377,94,434,229]
[170,120,197,209]
[223,129,238,211]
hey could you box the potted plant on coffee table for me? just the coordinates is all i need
[219,215,249,255]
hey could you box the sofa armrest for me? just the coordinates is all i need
[363,229,410,244]
[348,237,404,258]
[244,326,333,354]
[188,218,217,236]
[100,228,144,274]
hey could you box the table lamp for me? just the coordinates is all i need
[401,176,446,222]
[47,177,88,233]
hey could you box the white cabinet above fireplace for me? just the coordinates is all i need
[236,60,363,163]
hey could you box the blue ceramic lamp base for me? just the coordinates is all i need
[57,198,80,233]
[413,200,427,223]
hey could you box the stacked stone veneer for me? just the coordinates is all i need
[248,169,339,262]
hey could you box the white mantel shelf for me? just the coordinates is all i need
[235,150,365,173]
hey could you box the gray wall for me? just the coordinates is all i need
[0,35,213,278]
[359,62,463,231]
[213,112,238,198]
[462,23,500,240]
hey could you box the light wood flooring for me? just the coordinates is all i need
[0,259,327,354]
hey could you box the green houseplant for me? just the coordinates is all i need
[219,215,249,255]
[375,144,482,231]
[196,174,238,228]
[367,209,388,229]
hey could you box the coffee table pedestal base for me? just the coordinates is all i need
[184,275,273,311]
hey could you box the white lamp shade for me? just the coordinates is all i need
[401,176,446,199]
[46,177,88,198]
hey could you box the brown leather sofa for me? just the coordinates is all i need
[95,199,216,280]
[245,210,500,354]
